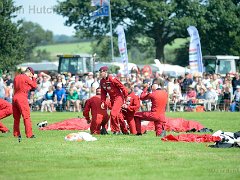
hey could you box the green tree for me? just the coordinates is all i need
[21,21,53,62]
[0,0,26,70]
[198,0,240,56]
[91,36,118,62]
[56,0,203,63]
[174,0,240,66]
[29,49,51,63]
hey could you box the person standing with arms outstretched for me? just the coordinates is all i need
[99,66,128,135]
[13,67,37,138]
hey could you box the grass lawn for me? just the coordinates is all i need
[0,112,239,180]
[35,38,188,63]
[36,42,92,61]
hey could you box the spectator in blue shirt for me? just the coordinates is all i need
[54,83,66,112]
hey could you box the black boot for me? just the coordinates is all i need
[100,127,108,135]
[29,135,36,138]
[113,132,121,135]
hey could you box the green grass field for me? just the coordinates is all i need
[35,38,187,62]
[36,42,93,61]
[0,112,239,180]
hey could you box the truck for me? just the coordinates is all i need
[57,54,94,75]
[203,55,240,75]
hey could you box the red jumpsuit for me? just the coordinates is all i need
[134,88,168,136]
[122,92,140,134]
[13,74,37,138]
[100,75,128,133]
[83,95,109,134]
[0,99,12,133]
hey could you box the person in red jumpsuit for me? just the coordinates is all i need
[134,82,168,136]
[13,67,37,138]
[0,98,12,133]
[83,87,109,135]
[121,83,140,134]
[99,66,128,135]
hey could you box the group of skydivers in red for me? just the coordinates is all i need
[83,66,168,137]
[0,66,168,138]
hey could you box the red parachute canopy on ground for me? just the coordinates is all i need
[146,117,204,132]
[40,118,90,130]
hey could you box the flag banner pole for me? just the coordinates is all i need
[108,0,114,62]
[187,26,203,74]
[91,0,114,61]
[90,6,109,19]
[117,25,129,76]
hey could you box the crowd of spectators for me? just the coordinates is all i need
[0,69,240,112]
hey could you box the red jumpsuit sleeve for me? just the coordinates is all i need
[26,77,37,89]
[127,95,140,112]
[100,81,107,103]
[83,99,91,120]
[140,87,151,101]
[111,77,128,98]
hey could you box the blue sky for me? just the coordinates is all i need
[14,0,75,36]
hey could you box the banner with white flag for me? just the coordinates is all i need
[117,26,129,76]
[187,26,203,73]
[91,0,109,6]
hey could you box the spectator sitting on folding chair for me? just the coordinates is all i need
[66,85,80,112]
[41,86,54,112]
[53,83,66,112]
[186,84,197,110]
[204,84,218,111]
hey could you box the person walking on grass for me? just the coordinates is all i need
[99,66,129,135]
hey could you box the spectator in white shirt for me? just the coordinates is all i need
[204,84,218,111]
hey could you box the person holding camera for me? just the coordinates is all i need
[12,67,37,138]
[134,81,168,137]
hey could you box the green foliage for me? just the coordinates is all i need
[56,0,240,66]
[30,49,51,63]
[174,42,190,66]
[91,36,119,62]
[56,0,203,63]
[36,42,92,61]
[91,35,155,64]
[0,0,26,70]
[108,65,120,74]
[0,112,239,179]
[34,39,186,64]
[198,0,240,56]
[53,34,80,43]
[21,21,53,62]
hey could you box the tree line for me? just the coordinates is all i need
[57,0,240,65]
